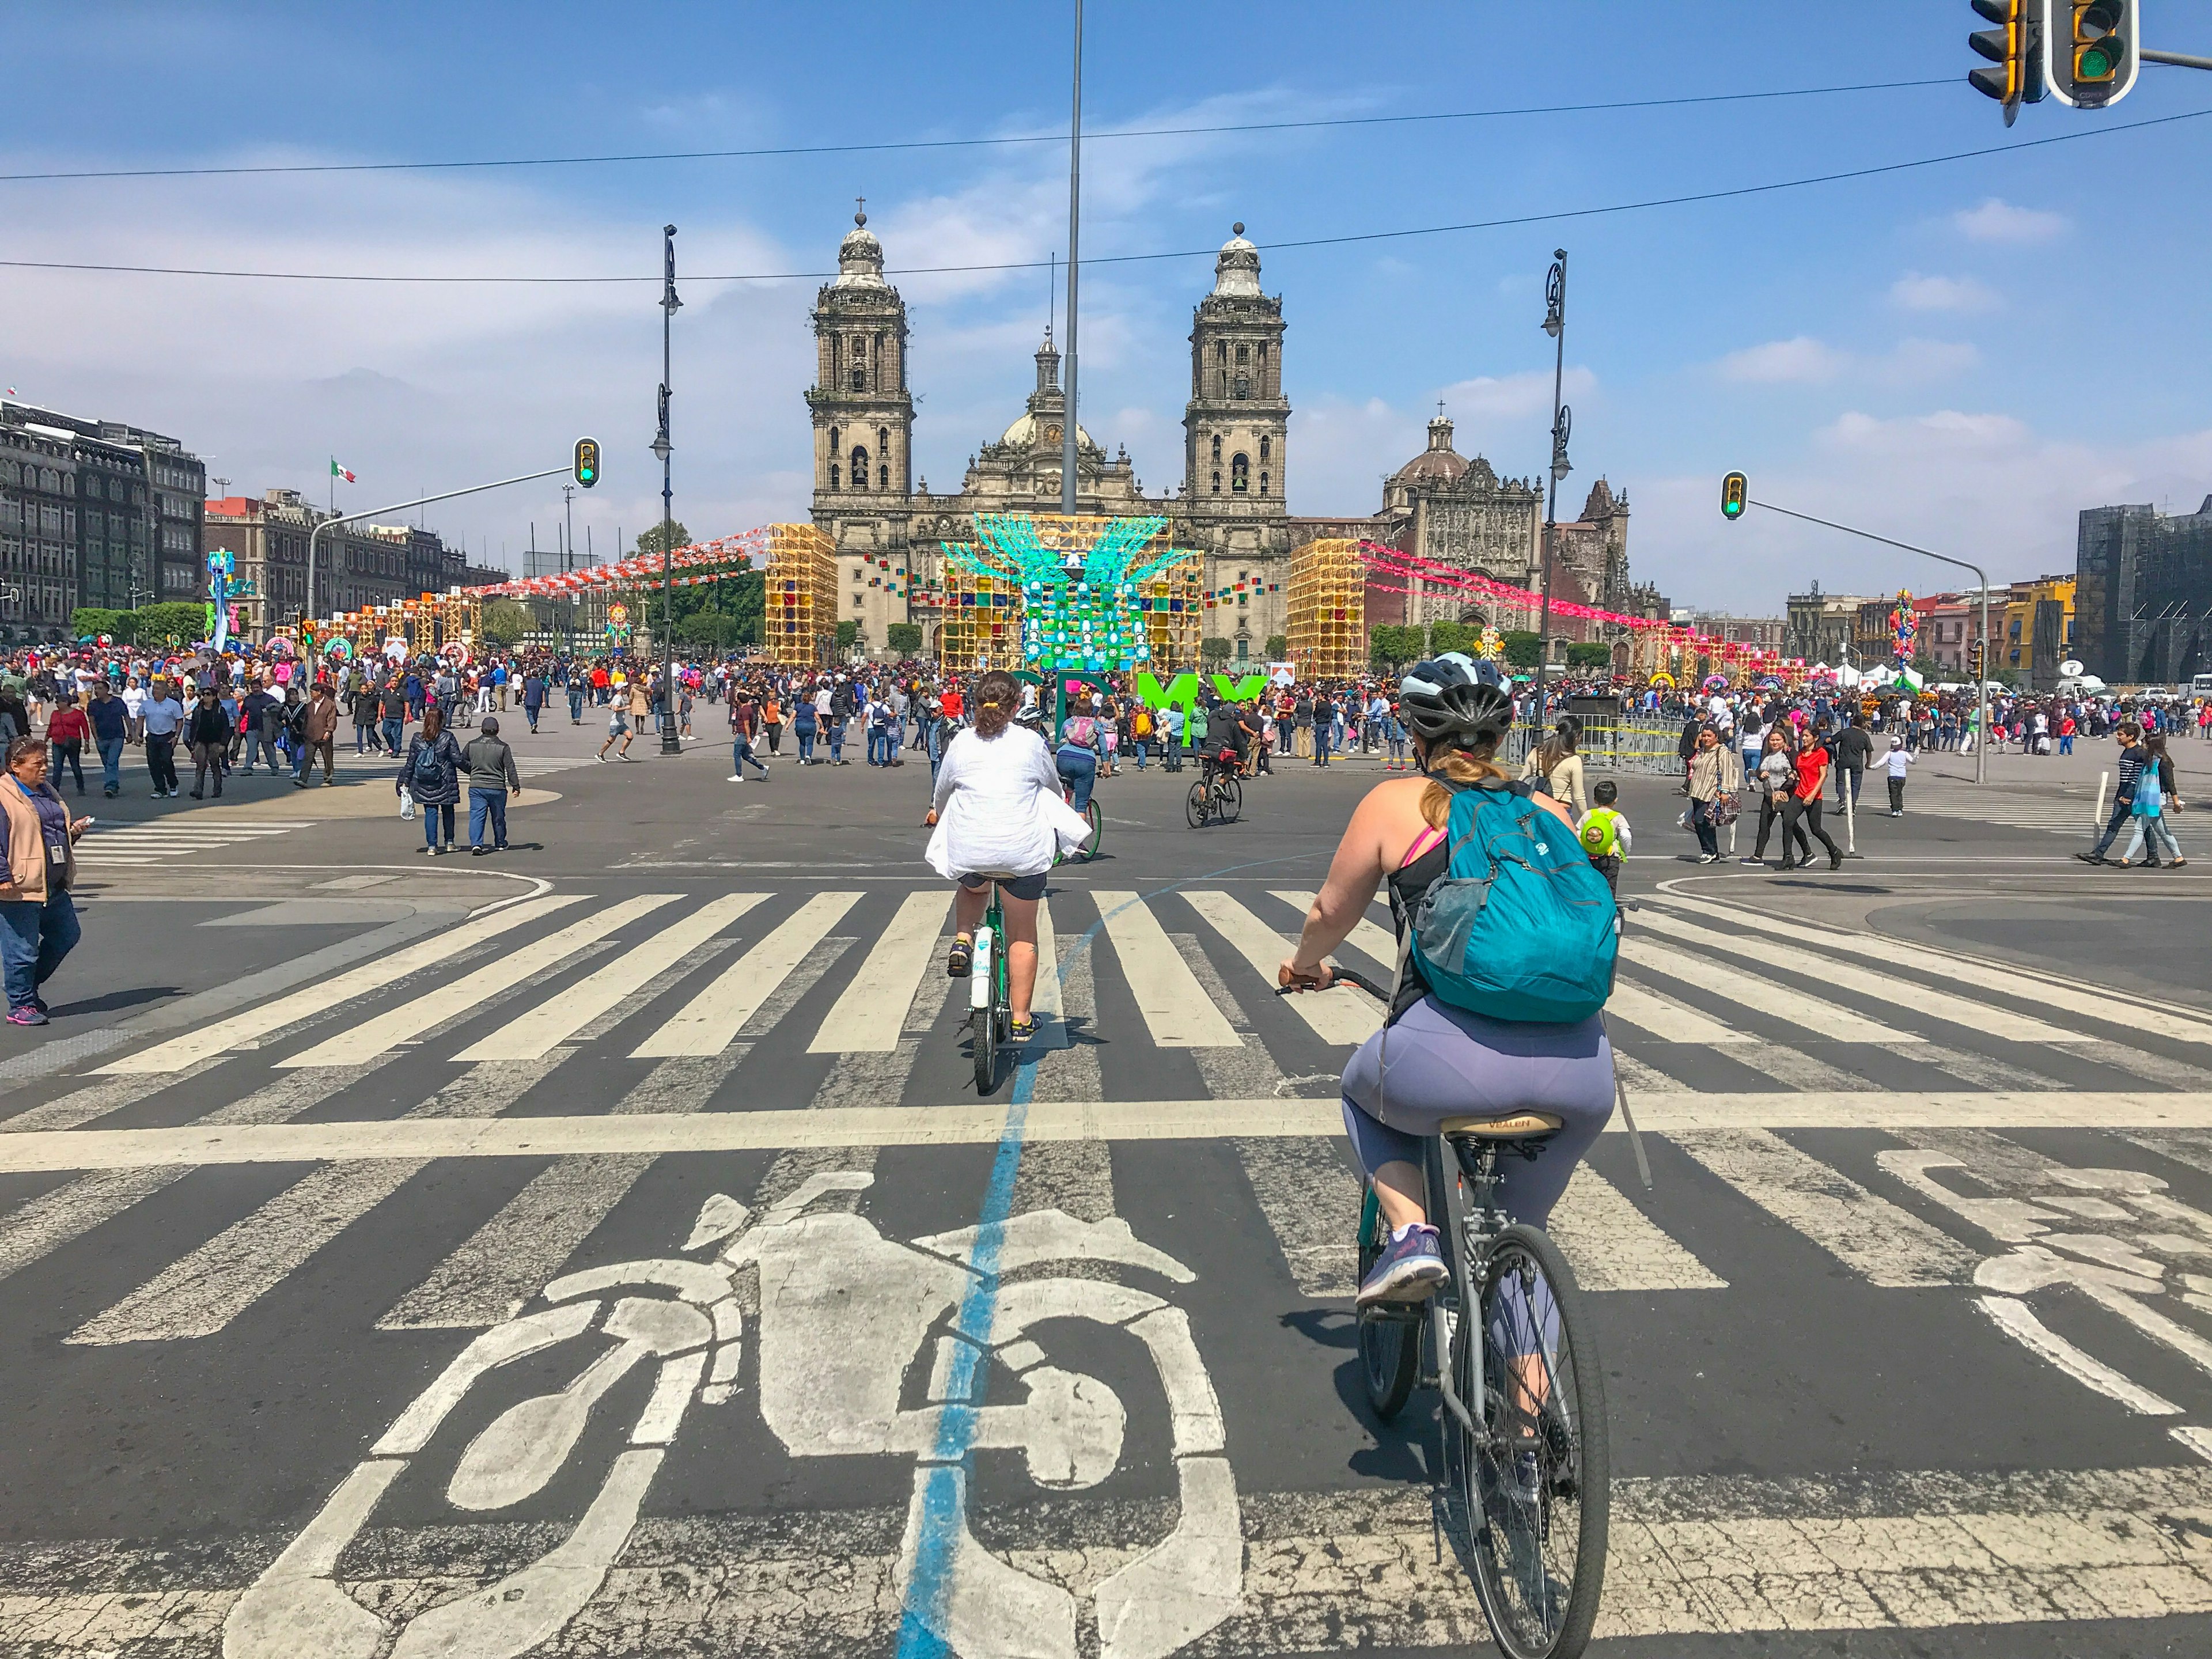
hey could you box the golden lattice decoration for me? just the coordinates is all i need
[1286,539,1366,680]
[765,523,839,666]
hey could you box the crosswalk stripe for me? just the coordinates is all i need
[94,895,584,1074]
[1675,1128,1981,1287]
[1662,895,2212,1048]
[633,892,859,1058]
[1551,1166,1727,1291]
[1090,892,1241,1047]
[1603,982,1753,1046]
[67,1058,559,1344]
[1634,909,2078,1043]
[1030,896,1061,1023]
[454,893,766,1062]
[806,889,951,1053]
[1615,936,1921,1044]
[276,895,679,1067]
[1185,891,1378,1047]
[1267,890,1398,971]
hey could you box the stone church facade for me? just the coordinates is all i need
[807,211,1643,664]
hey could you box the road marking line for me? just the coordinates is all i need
[1638,908,2078,1043]
[1029,896,1060,1023]
[1978,1295,2180,1415]
[1090,892,1240,1047]
[1233,1136,1360,1298]
[1675,1127,1980,1287]
[1604,979,1753,1046]
[1551,1166,1727,1291]
[454,893,766,1061]
[67,1059,558,1344]
[276,895,678,1067]
[1616,935,1921,1043]
[1267,889,1398,968]
[7,1093,2212,1170]
[806,890,950,1053]
[1185,891,1378,1047]
[633,892,859,1058]
[1661,895,2212,1046]
[95,894,583,1074]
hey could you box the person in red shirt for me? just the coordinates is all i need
[43,695,90,797]
[1783,732,1843,872]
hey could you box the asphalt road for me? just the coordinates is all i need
[2,719,2211,1657]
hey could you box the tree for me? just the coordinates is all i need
[480,600,536,645]
[885,622,923,656]
[1566,641,1611,671]
[1200,636,1233,665]
[1368,623,1421,671]
[132,601,212,647]
[633,520,691,557]
[1429,620,1472,657]
[70,607,127,643]
[1264,633,1287,660]
[835,619,863,653]
[1501,629,1542,669]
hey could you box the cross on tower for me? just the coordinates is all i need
[1437,399,1446,418]
[854,195,866,226]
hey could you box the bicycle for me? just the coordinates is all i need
[1281,966,1609,1659]
[967,878,1013,1093]
[1054,783,1103,865]
[1184,749,1244,828]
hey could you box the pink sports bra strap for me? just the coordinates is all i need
[1399,825,1445,869]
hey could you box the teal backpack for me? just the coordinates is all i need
[1406,781,1620,1022]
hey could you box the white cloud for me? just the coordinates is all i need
[1717,337,1846,384]
[1954,197,2067,244]
[1438,366,1596,424]
[1890,271,1997,312]
[1868,338,1981,385]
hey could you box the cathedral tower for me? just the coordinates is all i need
[1180,225,1291,660]
[808,209,915,647]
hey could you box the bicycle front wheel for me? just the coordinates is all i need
[1456,1224,1609,1659]
[1218,777,1243,823]
[1080,798,1103,861]
[1185,781,1211,828]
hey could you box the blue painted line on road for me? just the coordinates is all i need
[894,846,1323,1656]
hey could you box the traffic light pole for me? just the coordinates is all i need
[1740,498,1990,786]
[654,225,682,756]
[1535,249,1569,725]
[302,464,573,638]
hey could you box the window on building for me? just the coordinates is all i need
[878,465,889,490]
[1231,453,1249,492]
[1217,342,1227,362]
[1236,634,1249,661]
[830,465,840,488]
[1259,472,1268,494]
[1259,436,1270,464]
[829,428,839,455]
[1218,371,1227,397]
[849,446,869,489]
[1211,471,1221,494]
[878,426,889,453]
[851,369,866,391]
[1210,435,1221,463]
[1234,374,1249,399]
[1236,344,1248,364]
[854,594,863,609]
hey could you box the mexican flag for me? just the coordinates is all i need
[330,458,356,483]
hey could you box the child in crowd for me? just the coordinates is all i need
[1883,735,1913,817]
[1577,779,1631,892]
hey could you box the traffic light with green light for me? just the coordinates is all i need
[2046,0,2138,108]
[574,436,600,488]
[1969,0,2037,125]
[1720,472,1748,521]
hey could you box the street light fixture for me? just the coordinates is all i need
[656,224,681,756]
[1533,249,1570,721]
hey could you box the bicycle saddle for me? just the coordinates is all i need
[1439,1111,1562,1138]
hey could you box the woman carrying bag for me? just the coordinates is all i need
[397,706,466,855]
[1684,726,1743,865]
[2116,733,2186,868]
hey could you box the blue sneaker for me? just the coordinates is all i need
[1357,1223,1448,1307]
[7,1006,48,1027]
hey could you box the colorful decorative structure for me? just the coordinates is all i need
[1285,538,1366,680]
[938,514,1201,675]
[1889,588,1917,663]
[764,522,839,666]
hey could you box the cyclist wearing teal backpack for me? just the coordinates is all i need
[1279,655,1619,1307]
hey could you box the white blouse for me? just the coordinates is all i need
[926,725,1089,879]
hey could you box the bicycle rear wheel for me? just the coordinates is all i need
[1354,1187,1421,1419]
[1453,1223,1609,1659]
[1184,781,1211,828]
[971,929,999,1094]
[1081,798,1103,860]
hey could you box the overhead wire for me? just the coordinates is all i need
[2,103,2206,287]
[0,78,1955,184]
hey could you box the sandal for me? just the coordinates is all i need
[945,935,974,978]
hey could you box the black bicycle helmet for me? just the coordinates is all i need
[1399,651,1514,748]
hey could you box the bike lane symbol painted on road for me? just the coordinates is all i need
[225,1172,1241,1659]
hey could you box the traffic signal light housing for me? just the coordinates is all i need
[573,436,600,488]
[1969,640,1987,678]
[1720,471,1748,521]
[1969,0,2039,126]
[2046,0,2139,108]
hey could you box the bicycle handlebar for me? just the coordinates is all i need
[1276,966,1389,1001]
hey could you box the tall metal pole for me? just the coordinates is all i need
[1535,249,1570,725]
[1060,0,1084,520]
[655,224,681,754]
[563,483,575,658]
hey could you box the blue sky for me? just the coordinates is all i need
[6,1,2211,612]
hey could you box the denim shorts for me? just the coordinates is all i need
[958,870,1048,902]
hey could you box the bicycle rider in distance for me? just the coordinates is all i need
[925,670,1084,1045]
[1278,653,1616,1307]
[1054,690,1101,814]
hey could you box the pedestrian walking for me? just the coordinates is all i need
[185,687,233,798]
[2115,733,2186,868]
[141,676,185,798]
[729,694,771,785]
[88,682,127,797]
[522,671,546,734]
[1684,726,1743,864]
[399,706,465,854]
[293,681,339,786]
[461,716,523,855]
[1883,735,1913,817]
[0,737,89,1025]
[2080,722,2146,865]
[44,695,88,797]
[1781,729,1843,871]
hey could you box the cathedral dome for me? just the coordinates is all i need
[999,411,1091,449]
[834,210,888,289]
[1210,222,1262,298]
[1391,414,1469,485]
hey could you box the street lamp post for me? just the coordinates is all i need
[1060,0,1084,521]
[654,224,681,755]
[1533,249,1570,725]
